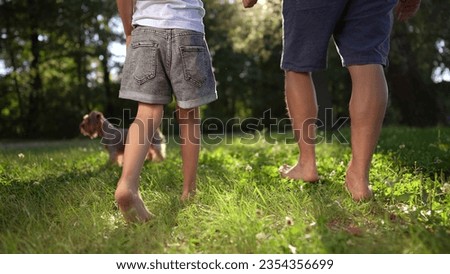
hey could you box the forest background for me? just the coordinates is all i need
[0,0,449,139]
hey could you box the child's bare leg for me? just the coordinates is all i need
[177,106,201,201]
[346,64,388,201]
[279,71,320,182]
[115,103,164,222]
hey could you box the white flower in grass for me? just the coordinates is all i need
[256,209,263,217]
[299,184,304,191]
[399,144,406,149]
[18,153,25,158]
[285,216,294,226]
[256,232,267,241]
[100,213,119,229]
[400,204,410,214]
[441,183,450,194]
[288,244,297,254]
[434,157,442,164]
[245,164,253,172]
[399,204,418,214]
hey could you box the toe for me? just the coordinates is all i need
[279,164,291,174]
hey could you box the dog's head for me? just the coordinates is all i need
[79,111,104,139]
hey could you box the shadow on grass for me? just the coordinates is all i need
[298,126,450,253]
[376,127,449,176]
[304,173,449,253]
[303,180,402,253]
[97,140,193,254]
[0,166,103,252]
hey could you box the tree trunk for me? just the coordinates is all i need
[27,0,43,137]
[4,8,25,128]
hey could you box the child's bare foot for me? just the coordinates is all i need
[180,182,196,202]
[278,163,320,182]
[115,186,154,223]
[180,191,194,202]
[345,168,373,202]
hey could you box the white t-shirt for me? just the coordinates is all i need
[132,0,205,33]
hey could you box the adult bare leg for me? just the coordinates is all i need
[279,71,320,182]
[346,64,388,201]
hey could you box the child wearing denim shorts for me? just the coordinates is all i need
[115,0,217,222]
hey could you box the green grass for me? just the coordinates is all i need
[0,126,449,254]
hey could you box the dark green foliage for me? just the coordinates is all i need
[0,0,449,139]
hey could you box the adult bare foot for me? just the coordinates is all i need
[115,187,154,223]
[279,163,320,182]
[345,168,373,201]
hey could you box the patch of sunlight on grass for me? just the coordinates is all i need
[1,128,449,253]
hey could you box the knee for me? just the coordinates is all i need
[176,107,200,124]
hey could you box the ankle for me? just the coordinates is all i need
[115,188,133,208]
[346,161,369,181]
[298,155,317,167]
[115,180,138,208]
[181,182,196,200]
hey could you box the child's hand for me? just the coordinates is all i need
[395,0,421,21]
[242,0,258,8]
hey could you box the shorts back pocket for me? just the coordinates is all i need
[180,46,208,88]
[131,41,158,85]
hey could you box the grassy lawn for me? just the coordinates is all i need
[0,126,449,254]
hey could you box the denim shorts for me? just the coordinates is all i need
[119,26,218,108]
[281,0,398,72]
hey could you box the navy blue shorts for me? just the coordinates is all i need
[281,0,398,72]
